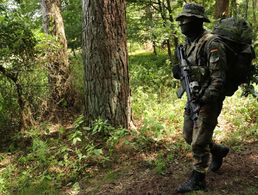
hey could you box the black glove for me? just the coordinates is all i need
[172,64,181,80]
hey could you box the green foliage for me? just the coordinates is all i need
[0,164,15,194]
[62,0,83,50]
[154,152,167,174]
[17,180,57,195]
[0,8,36,60]
[0,50,257,194]
[0,3,74,129]
[91,118,113,136]
[129,51,175,92]
[70,55,84,103]
[0,114,133,192]
[127,2,172,45]
[216,90,258,149]
[0,76,20,128]
[0,1,257,193]
[0,6,38,128]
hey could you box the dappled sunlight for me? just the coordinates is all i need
[0,0,257,193]
[213,90,258,146]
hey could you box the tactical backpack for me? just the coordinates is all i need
[212,17,256,96]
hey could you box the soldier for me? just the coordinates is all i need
[172,3,230,193]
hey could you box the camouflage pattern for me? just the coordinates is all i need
[214,17,253,44]
[176,3,210,23]
[184,100,224,173]
[184,31,227,103]
[183,30,227,173]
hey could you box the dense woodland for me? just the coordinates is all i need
[0,0,257,194]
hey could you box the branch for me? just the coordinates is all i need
[0,65,6,75]
[151,4,160,11]
[0,65,17,82]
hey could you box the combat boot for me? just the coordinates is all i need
[209,144,229,172]
[176,170,206,193]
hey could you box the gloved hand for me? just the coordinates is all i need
[172,64,181,80]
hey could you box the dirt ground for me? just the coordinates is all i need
[80,142,258,195]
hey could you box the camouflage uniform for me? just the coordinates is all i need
[182,31,227,173]
[174,3,230,193]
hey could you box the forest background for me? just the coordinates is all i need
[0,0,257,194]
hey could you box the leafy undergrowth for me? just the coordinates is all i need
[0,89,257,194]
[0,52,257,194]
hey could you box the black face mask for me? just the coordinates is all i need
[179,19,204,38]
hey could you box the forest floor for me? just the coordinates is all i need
[77,142,258,195]
[0,117,257,194]
[0,94,257,194]
[62,115,258,195]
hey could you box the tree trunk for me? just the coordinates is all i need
[82,0,131,129]
[153,41,157,55]
[15,82,34,129]
[253,0,257,23]
[157,0,173,62]
[214,0,230,18]
[244,0,249,19]
[165,0,178,63]
[41,0,72,112]
[0,65,34,129]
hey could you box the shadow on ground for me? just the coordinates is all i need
[80,142,258,195]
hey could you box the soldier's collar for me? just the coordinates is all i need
[185,30,209,57]
[186,29,207,44]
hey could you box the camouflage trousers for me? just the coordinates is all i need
[183,99,224,173]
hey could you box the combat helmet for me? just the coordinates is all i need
[176,3,210,23]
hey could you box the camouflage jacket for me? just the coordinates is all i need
[183,30,227,103]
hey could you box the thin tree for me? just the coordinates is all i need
[145,3,157,55]
[82,0,132,128]
[252,0,257,47]
[230,0,237,17]
[41,0,72,116]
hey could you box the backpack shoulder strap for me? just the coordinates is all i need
[191,32,218,66]
[196,32,218,56]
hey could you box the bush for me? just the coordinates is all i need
[129,51,177,93]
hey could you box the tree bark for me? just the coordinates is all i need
[82,0,131,129]
[214,0,230,18]
[41,0,72,111]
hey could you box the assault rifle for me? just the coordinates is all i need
[176,45,200,121]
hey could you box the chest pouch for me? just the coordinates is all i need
[189,65,208,83]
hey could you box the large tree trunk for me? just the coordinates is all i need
[41,0,72,113]
[82,0,131,128]
[214,0,230,18]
